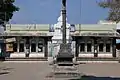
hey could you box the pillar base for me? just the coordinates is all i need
[56,43,74,62]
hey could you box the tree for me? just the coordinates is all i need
[0,0,19,25]
[98,0,120,23]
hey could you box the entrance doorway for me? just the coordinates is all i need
[31,43,36,52]
[19,43,24,52]
[30,39,36,53]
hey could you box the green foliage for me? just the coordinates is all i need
[99,2,109,8]
[98,0,120,23]
[0,0,19,25]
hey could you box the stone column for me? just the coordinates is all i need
[48,41,52,57]
[24,39,26,53]
[85,40,87,53]
[112,38,116,57]
[62,0,66,44]
[75,39,79,57]
[92,39,94,53]
[118,50,120,63]
[29,39,31,53]
[71,41,76,56]
[17,37,19,53]
[44,38,48,57]
[94,37,98,57]
[36,37,38,53]
[48,41,54,62]
[103,39,106,53]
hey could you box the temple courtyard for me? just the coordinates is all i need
[0,62,120,80]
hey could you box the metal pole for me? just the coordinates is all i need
[62,0,66,44]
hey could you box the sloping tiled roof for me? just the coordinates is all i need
[5,24,52,36]
[75,24,116,34]
[0,32,52,36]
[6,24,50,31]
[6,24,117,34]
[75,24,116,31]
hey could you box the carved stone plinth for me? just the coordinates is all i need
[56,43,74,63]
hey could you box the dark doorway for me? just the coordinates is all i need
[31,43,36,52]
[19,43,24,52]
[80,43,85,52]
[99,43,104,52]
[13,43,17,52]
[106,44,111,52]
[87,43,92,52]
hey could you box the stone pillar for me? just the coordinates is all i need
[92,39,94,53]
[85,40,87,53]
[75,39,79,57]
[17,37,19,53]
[48,41,52,57]
[94,37,98,57]
[62,0,67,44]
[24,39,26,54]
[36,37,38,53]
[71,41,76,56]
[103,39,106,53]
[48,41,54,62]
[112,38,116,57]
[44,39,48,57]
[29,39,31,53]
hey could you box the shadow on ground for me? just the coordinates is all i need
[70,75,120,80]
[0,72,10,75]
[2,67,14,70]
[0,67,14,75]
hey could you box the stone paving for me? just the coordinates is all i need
[0,61,120,80]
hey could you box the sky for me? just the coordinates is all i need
[10,0,109,24]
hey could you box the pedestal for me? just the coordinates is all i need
[56,43,74,63]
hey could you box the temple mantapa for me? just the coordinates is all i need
[0,12,120,61]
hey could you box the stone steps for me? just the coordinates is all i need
[3,57,120,63]
[77,57,119,61]
[77,57,120,61]
[76,57,120,63]
[77,61,119,63]
[5,57,47,61]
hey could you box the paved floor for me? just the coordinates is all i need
[0,62,120,80]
